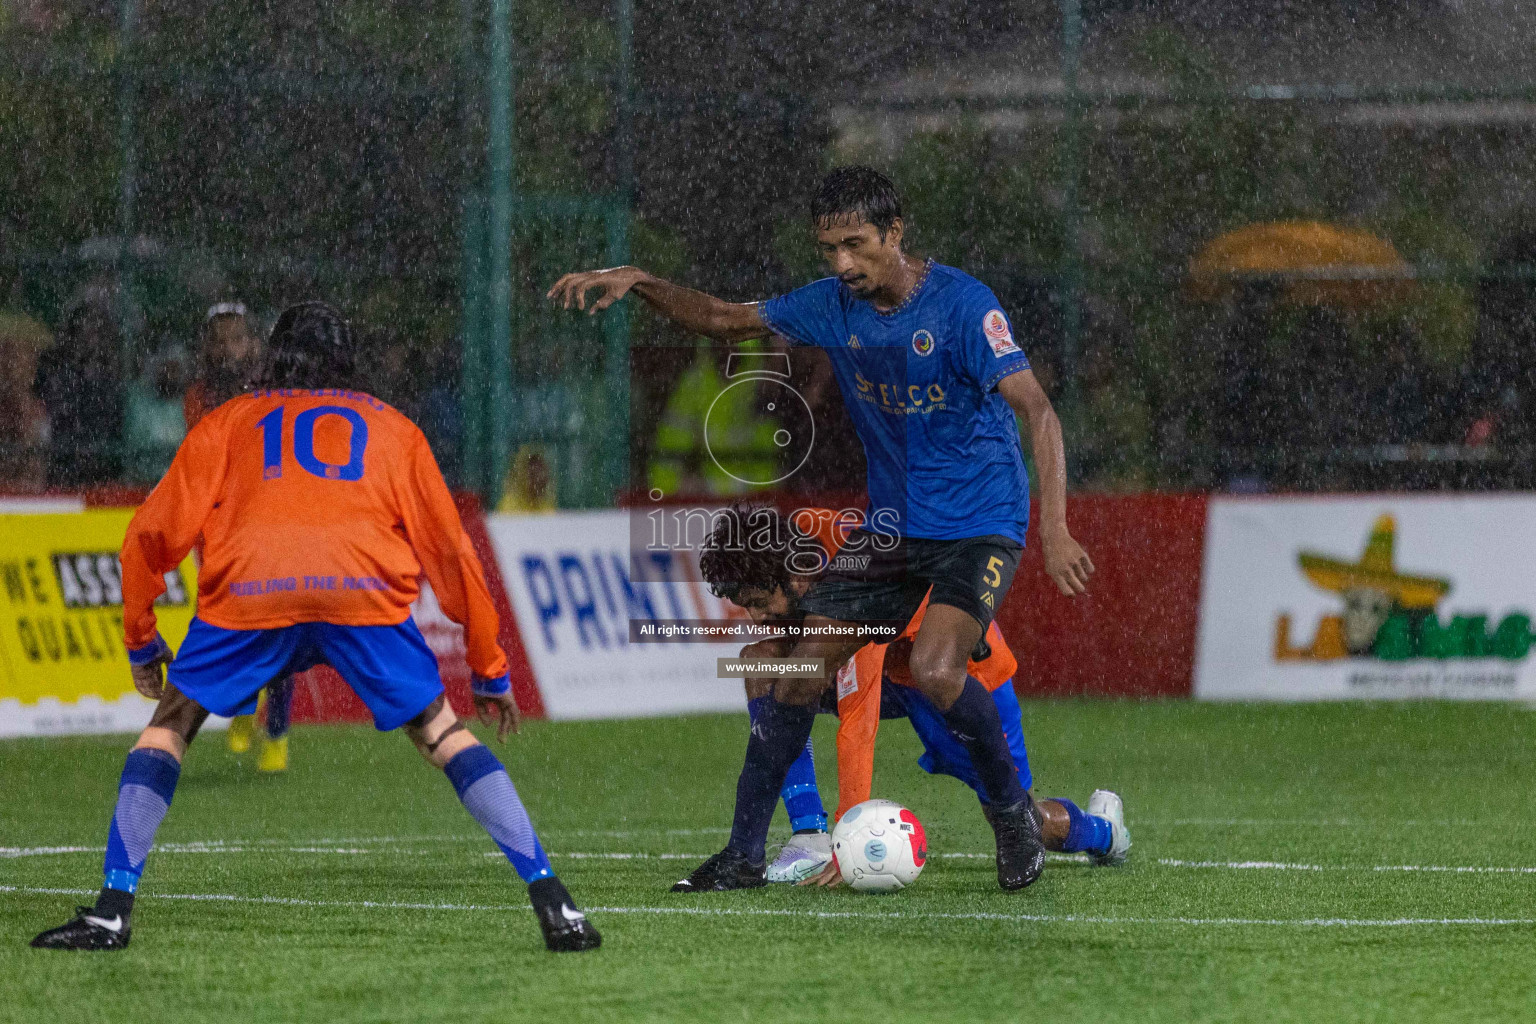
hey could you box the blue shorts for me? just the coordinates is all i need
[880,679,1033,803]
[167,617,443,732]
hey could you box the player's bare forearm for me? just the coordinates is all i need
[1027,401,1070,532]
[632,276,765,341]
[998,370,1095,595]
[546,266,765,342]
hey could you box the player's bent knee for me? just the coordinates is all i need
[906,647,967,703]
[137,683,211,759]
[429,728,479,768]
[404,695,475,767]
[134,727,188,761]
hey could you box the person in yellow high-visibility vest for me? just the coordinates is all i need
[648,341,781,496]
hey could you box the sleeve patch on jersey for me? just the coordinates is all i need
[983,309,1020,357]
[836,661,859,700]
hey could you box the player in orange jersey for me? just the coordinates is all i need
[183,301,293,770]
[680,504,1129,889]
[31,302,599,954]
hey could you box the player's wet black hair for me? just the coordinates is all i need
[260,301,360,390]
[697,503,797,604]
[811,166,902,240]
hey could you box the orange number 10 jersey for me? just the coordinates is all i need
[121,389,509,681]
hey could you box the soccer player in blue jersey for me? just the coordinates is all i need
[691,504,1129,884]
[549,166,1094,892]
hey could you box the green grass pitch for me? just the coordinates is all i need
[2,701,1534,1023]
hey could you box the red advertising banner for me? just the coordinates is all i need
[994,493,1207,698]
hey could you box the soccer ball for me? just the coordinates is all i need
[831,799,927,892]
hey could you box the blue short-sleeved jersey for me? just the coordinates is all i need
[761,261,1032,542]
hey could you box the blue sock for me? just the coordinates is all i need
[751,696,828,834]
[265,677,294,739]
[444,745,554,883]
[102,748,181,894]
[729,697,817,863]
[940,676,1027,809]
[781,743,827,834]
[1054,798,1113,855]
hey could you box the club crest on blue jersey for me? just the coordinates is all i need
[848,334,862,349]
[983,309,1020,357]
[911,329,935,357]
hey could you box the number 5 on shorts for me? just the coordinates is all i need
[983,556,1004,589]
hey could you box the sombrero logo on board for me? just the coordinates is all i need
[1274,514,1532,662]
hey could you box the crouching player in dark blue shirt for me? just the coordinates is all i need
[550,167,1095,892]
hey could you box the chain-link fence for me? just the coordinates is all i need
[0,0,634,502]
[825,1,1536,495]
[6,1,1535,504]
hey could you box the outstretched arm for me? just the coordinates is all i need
[121,419,228,696]
[547,266,766,342]
[997,369,1095,596]
[395,430,520,738]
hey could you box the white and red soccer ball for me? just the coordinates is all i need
[831,799,928,892]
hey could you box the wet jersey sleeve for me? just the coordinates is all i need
[121,416,230,653]
[833,644,888,821]
[954,288,1031,393]
[759,278,841,349]
[395,428,510,686]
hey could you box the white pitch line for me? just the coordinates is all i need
[0,843,380,859]
[0,845,100,859]
[1160,858,1536,875]
[1156,818,1492,828]
[539,852,1090,864]
[546,853,711,861]
[8,841,1535,876]
[0,835,481,859]
[543,828,731,838]
[1,884,1530,929]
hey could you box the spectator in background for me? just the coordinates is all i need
[35,290,126,487]
[124,345,189,484]
[1365,324,1428,445]
[365,325,464,480]
[647,342,782,497]
[498,444,558,513]
[1467,231,1536,449]
[1212,281,1281,491]
[184,301,261,428]
[370,326,428,418]
[1285,308,1358,452]
[0,312,53,490]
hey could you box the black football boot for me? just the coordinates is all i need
[670,847,767,893]
[30,906,131,951]
[985,793,1047,891]
[528,877,601,952]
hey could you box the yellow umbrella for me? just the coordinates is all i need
[1186,221,1415,307]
